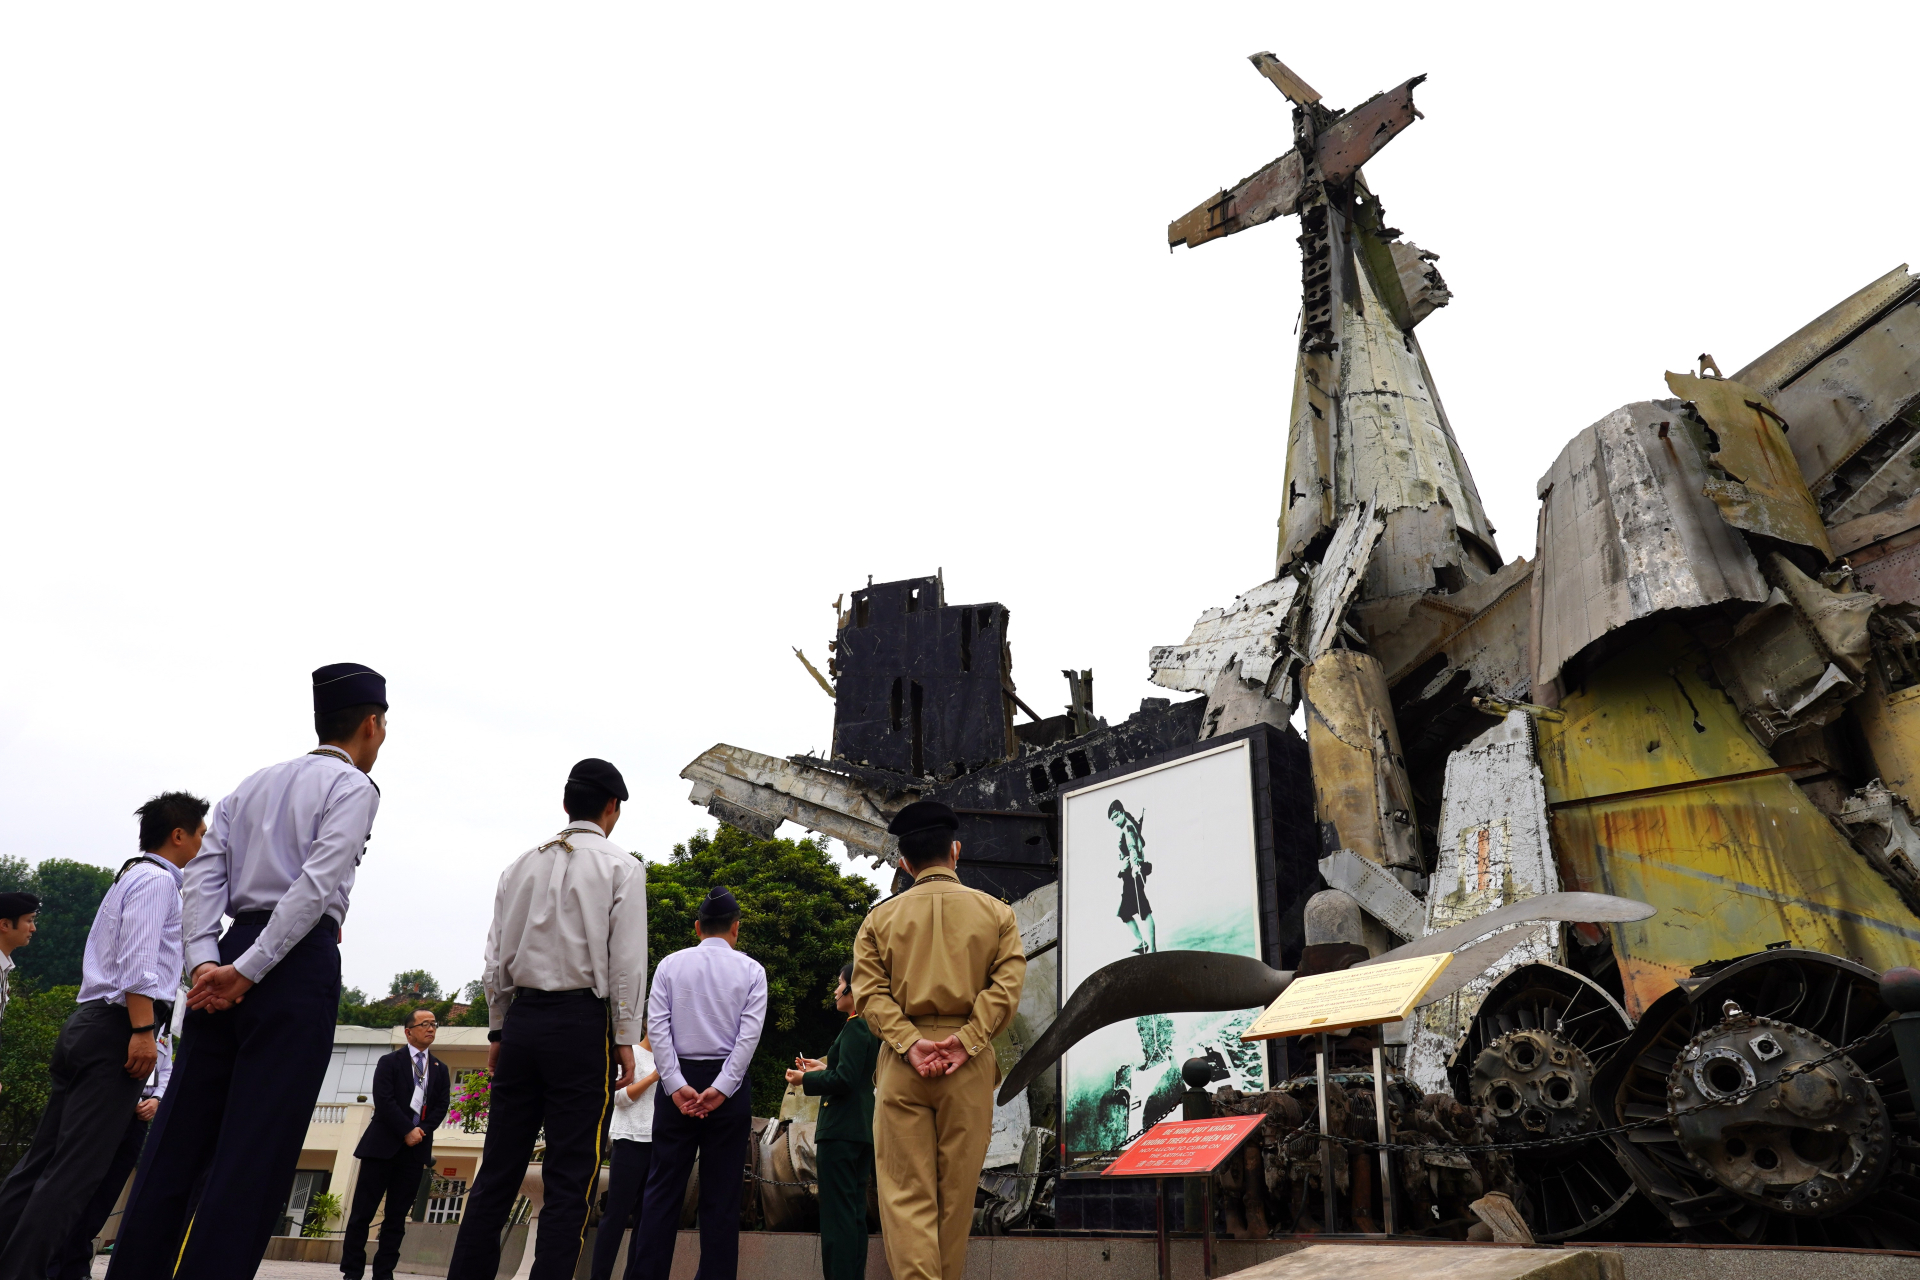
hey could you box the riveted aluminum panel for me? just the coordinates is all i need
[1531,401,1767,699]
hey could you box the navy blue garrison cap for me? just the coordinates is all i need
[312,663,387,715]
[567,758,629,802]
[697,886,740,921]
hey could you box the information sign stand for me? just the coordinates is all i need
[1100,1114,1266,1280]
[1244,952,1452,1239]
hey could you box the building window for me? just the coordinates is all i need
[278,1169,332,1237]
[426,1175,468,1225]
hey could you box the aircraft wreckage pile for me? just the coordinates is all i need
[681,54,1920,1250]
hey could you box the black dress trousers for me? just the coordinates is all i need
[105,913,341,1280]
[630,1059,751,1280]
[447,990,613,1280]
[0,1001,144,1280]
[45,1108,149,1280]
[341,1149,426,1280]
[587,1137,650,1280]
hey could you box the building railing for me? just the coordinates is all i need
[311,1104,349,1125]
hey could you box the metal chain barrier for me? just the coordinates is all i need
[973,1022,1895,1178]
[1297,1022,1890,1156]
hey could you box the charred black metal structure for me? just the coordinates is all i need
[831,574,1015,781]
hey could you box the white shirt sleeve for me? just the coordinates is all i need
[182,795,235,973]
[714,963,767,1100]
[232,776,379,982]
[607,858,648,1043]
[648,961,684,1095]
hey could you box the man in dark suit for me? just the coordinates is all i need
[341,1008,450,1280]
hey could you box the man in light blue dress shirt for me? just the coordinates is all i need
[0,790,205,1280]
[110,663,389,1280]
[631,886,767,1280]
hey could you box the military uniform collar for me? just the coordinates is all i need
[562,820,607,838]
[911,865,960,884]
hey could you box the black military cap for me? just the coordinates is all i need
[312,663,388,715]
[567,758,629,802]
[697,886,740,921]
[886,800,958,838]
[0,892,39,921]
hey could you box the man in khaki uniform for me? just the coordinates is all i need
[853,801,1025,1280]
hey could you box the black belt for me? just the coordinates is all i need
[78,997,174,1028]
[230,911,341,933]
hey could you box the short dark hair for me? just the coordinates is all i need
[897,827,953,869]
[838,962,854,990]
[696,910,740,936]
[316,703,383,745]
[402,1007,435,1029]
[136,792,210,853]
[564,781,617,823]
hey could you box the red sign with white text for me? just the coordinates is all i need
[1099,1114,1266,1178]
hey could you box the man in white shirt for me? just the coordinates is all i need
[589,1031,658,1280]
[448,759,648,1280]
[341,1009,450,1280]
[110,663,388,1280]
[0,891,40,1037]
[0,791,204,1280]
[631,887,767,1280]
[49,1033,173,1280]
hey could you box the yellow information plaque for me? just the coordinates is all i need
[1239,952,1453,1041]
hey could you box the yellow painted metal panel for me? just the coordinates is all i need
[1852,668,1920,798]
[1665,372,1831,557]
[1536,624,1920,1016]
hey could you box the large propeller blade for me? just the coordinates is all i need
[994,891,1655,1104]
[995,952,1291,1106]
[1363,891,1656,968]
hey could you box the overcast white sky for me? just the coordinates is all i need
[3,4,1916,999]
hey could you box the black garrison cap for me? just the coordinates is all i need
[312,663,388,715]
[0,892,39,921]
[697,886,740,922]
[567,758,629,802]
[886,799,958,838]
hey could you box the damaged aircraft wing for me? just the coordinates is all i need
[1147,574,1305,696]
[680,744,902,864]
[1732,264,1920,511]
[1167,75,1425,252]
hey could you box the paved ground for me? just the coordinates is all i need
[91,1261,437,1278]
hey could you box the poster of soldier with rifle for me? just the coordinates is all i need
[1058,740,1267,1161]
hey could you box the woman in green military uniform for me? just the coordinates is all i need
[786,961,880,1280]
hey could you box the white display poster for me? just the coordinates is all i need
[1058,739,1265,1160]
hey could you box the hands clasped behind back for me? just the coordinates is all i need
[905,1034,966,1077]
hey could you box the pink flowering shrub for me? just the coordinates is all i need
[448,1070,491,1133]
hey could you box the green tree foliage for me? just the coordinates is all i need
[337,985,387,1027]
[453,980,489,1028]
[0,858,117,989]
[388,969,441,1001]
[339,975,479,1029]
[0,980,79,1169]
[647,827,877,1116]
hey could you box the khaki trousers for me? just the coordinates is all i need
[873,1017,996,1280]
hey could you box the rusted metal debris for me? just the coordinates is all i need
[680,51,1920,1246]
